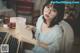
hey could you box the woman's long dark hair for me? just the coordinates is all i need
[42,0,65,28]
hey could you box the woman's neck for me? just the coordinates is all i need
[45,19,51,26]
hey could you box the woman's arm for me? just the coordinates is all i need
[26,25,36,32]
[21,37,48,48]
[22,15,48,48]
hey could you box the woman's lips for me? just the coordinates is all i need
[45,14,49,18]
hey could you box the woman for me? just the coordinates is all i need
[22,1,65,53]
[33,2,65,53]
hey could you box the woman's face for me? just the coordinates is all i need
[43,5,57,21]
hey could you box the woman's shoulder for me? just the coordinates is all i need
[59,20,71,26]
[37,15,43,21]
[53,25,62,30]
[36,15,44,30]
[51,24,62,33]
[36,15,43,23]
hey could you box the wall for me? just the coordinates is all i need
[34,0,48,11]
[0,0,4,9]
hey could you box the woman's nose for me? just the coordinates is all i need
[48,10,51,14]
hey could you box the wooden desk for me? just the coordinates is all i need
[0,17,34,53]
[0,17,33,41]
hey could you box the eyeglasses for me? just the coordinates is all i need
[46,4,57,12]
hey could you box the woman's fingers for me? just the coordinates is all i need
[26,25,35,31]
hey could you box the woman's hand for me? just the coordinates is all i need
[26,25,36,32]
[38,41,48,48]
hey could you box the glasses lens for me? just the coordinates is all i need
[46,4,57,11]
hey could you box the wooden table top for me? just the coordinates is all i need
[0,17,33,43]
